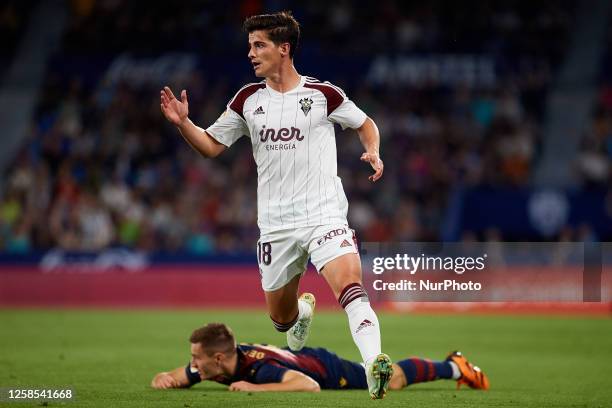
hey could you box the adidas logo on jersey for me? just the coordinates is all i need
[340,239,352,248]
[356,319,374,333]
[254,106,265,115]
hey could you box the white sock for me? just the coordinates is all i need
[449,361,461,379]
[344,297,382,364]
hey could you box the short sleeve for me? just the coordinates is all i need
[328,98,368,130]
[206,108,249,147]
[252,362,289,384]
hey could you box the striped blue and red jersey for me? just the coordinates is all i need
[186,343,367,390]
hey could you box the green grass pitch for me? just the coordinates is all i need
[0,309,611,407]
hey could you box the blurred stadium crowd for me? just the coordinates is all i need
[579,19,612,187]
[1,0,610,254]
[0,1,33,80]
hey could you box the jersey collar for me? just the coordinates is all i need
[265,75,305,96]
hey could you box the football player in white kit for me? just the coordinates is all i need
[160,11,392,399]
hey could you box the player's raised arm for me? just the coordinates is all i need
[160,86,227,158]
[228,370,320,392]
[151,366,192,389]
[357,117,384,182]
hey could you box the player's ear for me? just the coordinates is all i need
[280,42,290,57]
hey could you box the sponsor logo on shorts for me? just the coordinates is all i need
[340,239,352,248]
[316,228,348,246]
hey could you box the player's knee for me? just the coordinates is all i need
[388,364,407,390]
[339,269,362,288]
[323,257,363,297]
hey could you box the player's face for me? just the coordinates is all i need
[190,343,222,380]
[248,30,284,78]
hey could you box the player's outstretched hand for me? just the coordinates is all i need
[160,86,189,126]
[151,372,180,389]
[360,152,384,182]
[228,381,260,392]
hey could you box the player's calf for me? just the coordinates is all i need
[265,274,303,332]
[338,282,382,363]
[395,357,457,387]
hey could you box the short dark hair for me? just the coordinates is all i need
[243,11,300,59]
[189,323,236,356]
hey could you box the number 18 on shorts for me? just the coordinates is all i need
[257,224,359,292]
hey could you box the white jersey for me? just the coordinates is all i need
[206,76,367,234]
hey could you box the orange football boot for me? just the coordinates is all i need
[446,351,490,390]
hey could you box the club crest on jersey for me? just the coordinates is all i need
[299,97,313,116]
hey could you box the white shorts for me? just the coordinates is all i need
[257,224,359,292]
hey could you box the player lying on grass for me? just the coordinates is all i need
[151,323,489,394]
